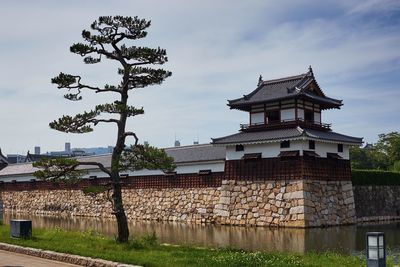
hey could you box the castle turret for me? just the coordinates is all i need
[213,67,362,160]
[212,67,362,227]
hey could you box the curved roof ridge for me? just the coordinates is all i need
[260,73,306,85]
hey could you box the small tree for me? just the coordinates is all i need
[33,16,175,243]
[376,132,400,164]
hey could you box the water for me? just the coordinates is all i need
[2,213,400,255]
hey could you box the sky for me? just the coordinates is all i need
[0,0,399,154]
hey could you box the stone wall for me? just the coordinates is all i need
[0,179,355,227]
[354,185,400,222]
[304,180,355,226]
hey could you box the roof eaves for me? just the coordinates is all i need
[228,94,302,108]
[227,73,308,107]
[303,130,363,145]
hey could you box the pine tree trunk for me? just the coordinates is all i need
[112,85,130,243]
[112,179,129,242]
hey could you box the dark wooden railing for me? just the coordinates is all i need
[240,118,331,131]
[0,172,224,192]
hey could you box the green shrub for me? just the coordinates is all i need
[392,161,400,172]
[352,169,400,185]
[128,232,158,249]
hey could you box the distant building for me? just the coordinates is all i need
[71,149,86,157]
[65,142,71,153]
[25,152,54,163]
[363,143,374,150]
[6,154,26,164]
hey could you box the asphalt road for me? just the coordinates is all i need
[0,249,82,267]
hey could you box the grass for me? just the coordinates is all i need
[0,223,392,267]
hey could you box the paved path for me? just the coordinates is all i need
[0,249,82,267]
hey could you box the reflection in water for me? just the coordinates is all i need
[2,213,400,254]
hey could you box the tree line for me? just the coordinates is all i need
[350,131,400,172]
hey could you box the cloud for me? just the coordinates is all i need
[0,0,399,153]
[346,0,400,15]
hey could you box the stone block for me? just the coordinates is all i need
[271,205,278,213]
[283,191,303,200]
[246,190,253,197]
[220,197,230,205]
[344,197,354,205]
[215,209,229,217]
[341,183,353,192]
[197,208,207,214]
[289,206,304,214]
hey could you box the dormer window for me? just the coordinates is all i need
[309,140,315,150]
[280,140,290,148]
[235,144,244,151]
[338,144,343,153]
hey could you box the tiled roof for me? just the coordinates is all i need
[0,163,40,176]
[164,144,225,163]
[212,128,303,144]
[212,127,362,145]
[228,68,342,110]
[304,129,363,144]
[0,144,226,177]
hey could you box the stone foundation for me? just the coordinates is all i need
[0,179,355,227]
[354,185,400,222]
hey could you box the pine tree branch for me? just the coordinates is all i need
[124,132,139,146]
[88,118,119,125]
[34,158,111,182]
[76,161,112,176]
[52,73,121,101]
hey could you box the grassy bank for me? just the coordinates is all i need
[0,223,384,267]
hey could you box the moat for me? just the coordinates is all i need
[2,212,400,256]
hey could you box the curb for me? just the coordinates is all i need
[0,242,141,267]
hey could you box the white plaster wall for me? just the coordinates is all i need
[250,112,264,124]
[281,109,295,121]
[226,140,306,160]
[171,162,225,173]
[280,140,306,155]
[0,174,34,182]
[68,161,226,178]
[226,140,350,160]
[226,143,279,160]
[314,142,349,159]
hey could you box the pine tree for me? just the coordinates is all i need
[33,16,175,243]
